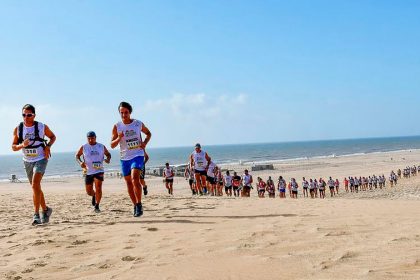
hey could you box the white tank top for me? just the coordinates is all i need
[207,162,216,177]
[19,122,46,162]
[243,174,252,186]
[116,120,144,160]
[83,143,105,175]
[224,175,232,187]
[164,167,174,179]
[192,150,207,171]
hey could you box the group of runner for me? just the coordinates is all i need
[12,102,151,225]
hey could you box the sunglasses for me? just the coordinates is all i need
[22,113,35,117]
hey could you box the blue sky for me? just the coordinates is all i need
[1,0,419,154]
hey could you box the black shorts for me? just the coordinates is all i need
[195,170,207,176]
[292,190,298,195]
[243,185,251,192]
[258,190,265,194]
[188,179,194,186]
[85,172,104,185]
[329,186,334,190]
[218,181,223,186]
[165,178,174,183]
[233,186,239,191]
[207,176,215,184]
[225,186,232,192]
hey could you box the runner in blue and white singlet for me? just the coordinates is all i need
[190,143,211,195]
[111,102,152,218]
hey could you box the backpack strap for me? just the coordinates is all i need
[17,122,24,144]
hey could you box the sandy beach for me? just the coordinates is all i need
[1,150,420,279]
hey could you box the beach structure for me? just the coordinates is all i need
[251,163,274,172]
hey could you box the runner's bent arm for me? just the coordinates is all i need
[140,124,151,149]
[104,146,111,163]
[111,125,122,149]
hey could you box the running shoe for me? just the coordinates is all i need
[32,213,42,226]
[137,203,143,216]
[94,204,101,213]
[41,207,53,224]
[143,186,148,196]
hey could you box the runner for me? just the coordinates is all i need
[278,176,286,198]
[223,170,233,197]
[290,178,298,199]
[309,178,316,198]
[11,104,56,225]
[184,163,196,195]
[241,169,253,197]
[232,171,242,197]
[344,177,349,193]
[302,177,309,198]
[140,151,149,196]
[75,131,111,213]
[206,160,217,196]
[257,177,266,198]
[334,178,340,194]
[318,178,325,199]
[216,166,224,196]
[163,163,175,195]
[327,177,335,197]
[266,176,276,198]
[189,143,211,195]
[111,101,151,217]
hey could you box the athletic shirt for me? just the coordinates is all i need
[310,181,316,189]
[192,150,207,171]
[318,181,325,190]
[267,181,275,193]
[224,175,232,187]
[291,181,298,191]
[116,120,144,161]
[207,162,216,177]
[82,143,105,175]
[18,122,46,162]
[328,179,335,187]
[278,179,286,190]
[302,180,309,188]
[164,167,174,179]
[243,174,252,186]
[258,181,266,191]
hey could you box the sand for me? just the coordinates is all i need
[1,150,420,279]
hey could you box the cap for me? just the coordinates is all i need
[87,131,96,137]
[195,143,201,148]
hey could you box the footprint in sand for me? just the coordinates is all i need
[121,256,136,261]
[72,240,88,245]
[147,227,158,232]
[21,268,33,274]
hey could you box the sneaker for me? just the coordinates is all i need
[41,207,53,224]
[91,194,96,206]
[137,203,143,217]
[143,186,148,196]
[94,204,101,213]
[133,205,138,217]
[32,213,42,226]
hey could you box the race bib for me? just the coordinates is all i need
[126,138,140,150]
[24,148,38,158]
[197,161,204,167]
[92,161,103,170]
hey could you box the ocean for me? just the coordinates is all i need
[1,136,420,181]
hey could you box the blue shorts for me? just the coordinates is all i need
[120,156,144,177]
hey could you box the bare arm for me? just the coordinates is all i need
[75,146,86,169]
[11,127,25,151]
[144,151,149,164]
[140,123,151,149]
[43,125,56,159]
[110,125,122,149]
[104,146,111,164]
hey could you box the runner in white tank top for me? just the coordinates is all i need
[76,131,111,213]
[12,104,56,226]
[163,163,175,195]
[189,143,211,195]
[111,102,152,217]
